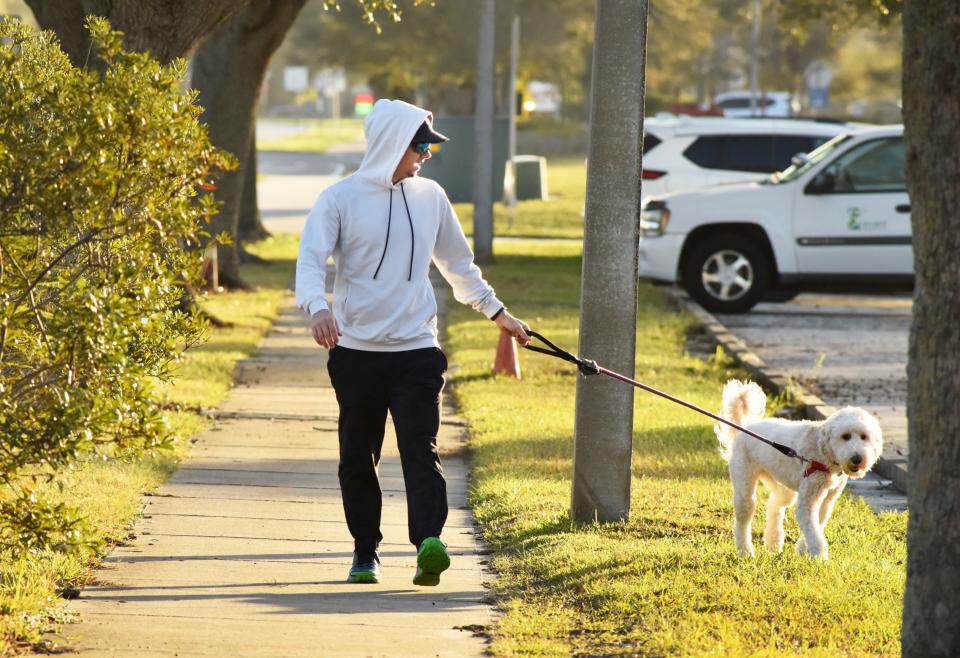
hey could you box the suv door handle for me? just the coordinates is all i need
[895,204,911,213]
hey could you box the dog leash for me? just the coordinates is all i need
[522,330,830,475]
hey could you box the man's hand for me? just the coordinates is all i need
[494,309,531,346]
[311,309,341,349]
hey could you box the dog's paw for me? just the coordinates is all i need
[736,545,755,558]
[794,537,808,555]
[764,529,786,553]
[795,536,829,560]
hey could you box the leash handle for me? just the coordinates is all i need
[525,330,600,376]
[522,329,820,468]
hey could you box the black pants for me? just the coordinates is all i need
[326,345,448,555]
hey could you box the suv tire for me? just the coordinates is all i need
[682,235,769,313]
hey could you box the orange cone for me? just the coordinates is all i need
[493,328,521,378]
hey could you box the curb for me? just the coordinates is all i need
[663,286,909,495]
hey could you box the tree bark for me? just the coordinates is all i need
[191,0,306,289]
[25,0,243,66]
[238,135,270,266]
[472,0,495,264]
[238,132,271,244]
[571,0,647,523]
[901,3,960,657]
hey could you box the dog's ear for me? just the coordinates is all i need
[866,416,884,454]
[816,423,836,461]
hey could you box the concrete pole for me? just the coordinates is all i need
[571,0,648,523]
[473,0,495,264]
[749,0,761,116]
[505,14,519,228]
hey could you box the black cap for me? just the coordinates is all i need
[412,118,449,144]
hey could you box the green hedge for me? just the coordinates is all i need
[0,17,231,553]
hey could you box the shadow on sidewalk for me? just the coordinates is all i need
[77,586,485,614]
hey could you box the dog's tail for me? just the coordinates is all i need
[716,379,767,461]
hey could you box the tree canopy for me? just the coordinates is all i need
[272,0,902,119]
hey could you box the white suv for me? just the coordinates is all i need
[638,125,910,313]
[713,91,800,118]
[641,116,849,197]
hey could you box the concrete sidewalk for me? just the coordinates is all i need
[45,300,493,657]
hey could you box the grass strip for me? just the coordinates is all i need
[0,235,298,656]
[453,157,586,240]
[256,118,364,152]
[259,120,587,240]
[445,240,906,657]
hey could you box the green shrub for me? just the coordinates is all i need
[0,18,232,553]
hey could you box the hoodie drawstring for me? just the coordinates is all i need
[373,184,415,282]
[373,189,393,280]
[399,183,414,282]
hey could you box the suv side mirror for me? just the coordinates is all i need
[806,171,836,194]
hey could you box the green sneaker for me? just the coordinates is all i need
[347,551,381,584]
[413,537,450,587]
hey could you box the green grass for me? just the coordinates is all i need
[0,235,298,656]
[256,118,364,152]
[255,117,587,240]
[453,157,587,239]
[445,240,907,657]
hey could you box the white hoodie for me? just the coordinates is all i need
[295,99,503,352]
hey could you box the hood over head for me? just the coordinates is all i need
[357,99,432,189]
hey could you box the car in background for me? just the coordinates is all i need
[641,115,850,197]
[638,125,910,313]
[714,90,799,118]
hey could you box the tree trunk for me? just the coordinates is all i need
[238,132,271,244]
[571,0,648,523]
[25,0,243,66]
[901,3,960,657]
[191,0,306,289]
[472,0,495,264]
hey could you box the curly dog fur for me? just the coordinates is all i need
[716,380,883,560]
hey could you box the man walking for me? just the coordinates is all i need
[296,99,530,586]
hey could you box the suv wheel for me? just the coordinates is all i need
[682,235,769,313]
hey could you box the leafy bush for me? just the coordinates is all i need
[0,17,232,553]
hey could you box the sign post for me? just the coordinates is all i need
[804,60,833,111]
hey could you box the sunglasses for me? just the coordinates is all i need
[411,142,431,155]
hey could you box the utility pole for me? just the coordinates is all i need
[505,14,519,228]
[571,0,648,523]
[749,0,761,116]
[473,0,495,264]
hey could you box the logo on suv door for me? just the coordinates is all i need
[847,207,885,231]
[847,207,861,230]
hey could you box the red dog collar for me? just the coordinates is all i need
[803,460,831,478]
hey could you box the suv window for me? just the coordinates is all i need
[684,134,828,174]
[820,137,906,193]
[717,98,775,110]
[774,136,829,169]
[643,132,661,154]
[775,134,851,184]
[682,135,724,169]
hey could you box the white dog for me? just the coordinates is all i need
[715,379,883,560]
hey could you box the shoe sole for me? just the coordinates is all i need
[347,571,380,584]
[413,538,450,587]
[413,570,440,587]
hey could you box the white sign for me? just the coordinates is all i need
[527,80,561,114]
[283,66,309,93]
[804,61,833,90]
[313,68,347,95]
